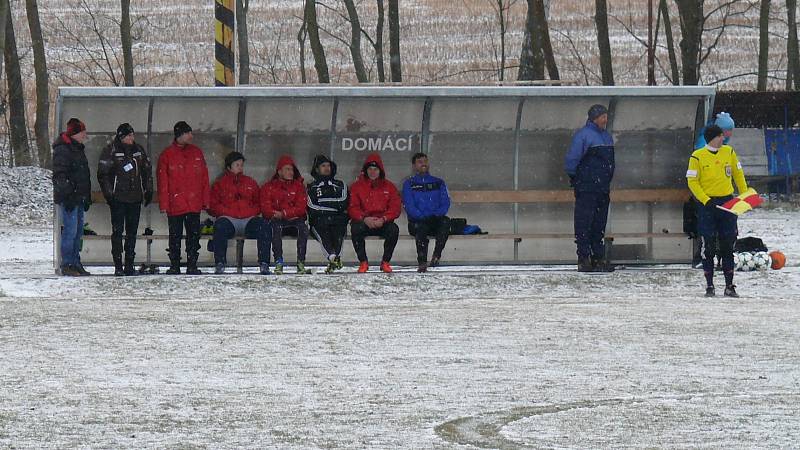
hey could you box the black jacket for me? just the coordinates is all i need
[97,139,153,204]
[52,133,91,210]
[306,155,349,226]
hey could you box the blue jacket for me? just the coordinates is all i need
[402,174,450,222]
[564,120,615,193]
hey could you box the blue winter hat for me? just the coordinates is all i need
[714,112,735,131]
[588,104,608,121]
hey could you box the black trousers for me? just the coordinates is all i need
[110,201,141,262]
[351,221,399,263]
[311,222,348,259]
[168,213,201,264]
[408,216,450,263]
[271,218,309,263]
[574,190,610,259]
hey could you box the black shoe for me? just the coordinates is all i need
[578,257,593,272]
[705,286,715,297]
[186,266,203,275]
[166,264,181,275]
[214,263,225,275]
[724,285,739,298]
[114,266,125,276]
[592,258,615,273]
[123,258,137,276]
[61,265,82,277]
[75,264,91,276]
[430,256,441,267]
[417,262,428,273]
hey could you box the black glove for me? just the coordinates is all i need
[144,191,153,207]
[568,175,576,187]
[83,197,92,212]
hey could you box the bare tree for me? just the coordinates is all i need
[534,0,558,80]
[4,9,32,166]
[785,0,799,90]
[518,0,544,80]
[343,0,368,82]
[26,0,50,167]
[485,0,517,81]
[237,0,250,84]
[0,0,6,83]
[120,0,134,86]
[674,0,704,85]
[595,0,614,85]
[757,0,771,91]
[305,0,329,83]
[374,0,386,82]
[297,17,308,84]
[388,0,401,82]
[659,0,680,85]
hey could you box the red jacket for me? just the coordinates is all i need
[260,155,307,220]
[348,153,401,222]
[157,142,210,216]
[209,171,261,219]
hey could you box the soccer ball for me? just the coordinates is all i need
[752,251,772,271]
[737,252,756,272]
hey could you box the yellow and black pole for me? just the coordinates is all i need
[214,0,235,86]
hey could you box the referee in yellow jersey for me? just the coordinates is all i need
[686,125,749,298]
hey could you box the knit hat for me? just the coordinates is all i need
[714,112,735,131]
[66,118,86,136]
[224,151,245,169]
[116,123,134,141]
[588,104,608,121]
[173,121,192,139]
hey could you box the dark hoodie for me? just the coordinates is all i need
[97,137,153,204]
[347,153,401,222]
[307,155,349,226]
[52,133,91,209]
[260,154,307,220]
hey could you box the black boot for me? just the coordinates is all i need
[186,255,202,275]
[123,257,137,276]
[577,257,593,272]
[592,257,615,273]
[166,257,181,275]
[113,255,124,277]
[724,285,739,298]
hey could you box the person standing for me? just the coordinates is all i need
[97,123,153,276]
[307,155,349,274]
[157,121,210,275]
[348,153,402,273]
[687,125,749,298]
[53,118,92,276]
[564,104,615,273]
[209,152,272,275]
[402,152,451,273]
[261,154,311,275]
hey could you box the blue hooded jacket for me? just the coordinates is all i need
[402,173,450,222]
[564,120,615,193]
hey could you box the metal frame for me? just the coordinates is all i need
[54,86,717,269]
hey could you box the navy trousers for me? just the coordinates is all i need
[698,196,737,286]
[212,217,272,265]
[573,190,610,260]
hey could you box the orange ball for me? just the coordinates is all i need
[769,251,786,270]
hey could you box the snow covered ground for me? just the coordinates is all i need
[1,187,799,446]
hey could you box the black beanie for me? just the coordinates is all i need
[703,125,724,145]
[173,121,192,139]
[116,123,134,141]
[66,118,86,136]
[224,151,245,169]
[588,104,609,121]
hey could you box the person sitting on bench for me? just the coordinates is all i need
[307,154,350,274]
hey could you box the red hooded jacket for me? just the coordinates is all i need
[156,141,210,216]
[209,171,261,219]
[260,155,307,220]
[348,153,401,222]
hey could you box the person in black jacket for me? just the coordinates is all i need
[53,118,92,277]
[97,123,154,276]
[306,155,349,273]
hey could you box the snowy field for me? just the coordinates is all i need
[1,208,799,447]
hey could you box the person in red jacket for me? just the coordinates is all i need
[209,152,272,275]
[260,154,310,274]
[348,152,401,273]
[157,121,210,275]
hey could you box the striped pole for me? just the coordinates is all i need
[215,0,235,86]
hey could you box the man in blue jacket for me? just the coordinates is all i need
[402,153,451,272]
[564,104,615,272]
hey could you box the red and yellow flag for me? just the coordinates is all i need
[716,188,763,215]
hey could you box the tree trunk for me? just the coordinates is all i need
[675,0,704,85]
[532,0,558,80]
[3,11,32,166]
[343,0,368,82]
[297,20,308,84]
[595,0,614,85]
[375,0,386,82]
[388,0,402,82]
[304,0,329,83]
[757,0,771,91]
[660,0,680,85]
[120,0,134,86]
[26,0,50,167]
[788,0,800,90]
[498,0,506,81]
[517,0,544,80]
[237,0,250,84]
[0,0,7,85]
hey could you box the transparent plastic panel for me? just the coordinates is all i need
[60,98,149,134]
[429,98,518,132]
[427,133,515,190]
[518,132,574,190]
[613,130,694,189]
[520,97,611,131]
[151,98,239,133]
[612,97,699,131]
[245,98,333,133]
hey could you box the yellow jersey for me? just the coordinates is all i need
[686,145,748,205]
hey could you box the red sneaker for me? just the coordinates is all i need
[380,261,393,273]
[357,261,369,273]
